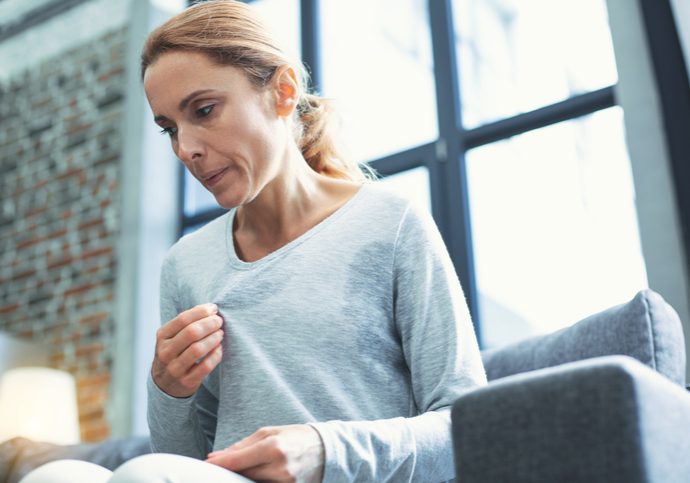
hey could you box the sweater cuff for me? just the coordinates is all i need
[308,421,347,483]
[147,373,196,413]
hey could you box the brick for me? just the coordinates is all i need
[47,256,72,270]
[77,219,103,231]
[80,247,112,260]
[64,282,97,298]
[24,206,48,218]
[77,373,111,390]
[79,312,108,326]
[15,237,41,250]
[94,154,118,167]
[78,405,105,421]
[78,388,107,408]
[0,303,20,315]
[97,67,124,82]
[81,422,110,443]
[0,28,127,441]
[53,331,80,346]
[12,268,36,280]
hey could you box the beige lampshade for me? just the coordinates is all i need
[0,367,80,444]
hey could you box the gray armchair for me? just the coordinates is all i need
[452,289,689,483]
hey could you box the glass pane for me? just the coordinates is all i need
[379,166,432,214]
[184,170,219,217]
[320,0,438,163]
[467,107,647,348]
[251,0,301,61]
[454,0,618,128]
[182,222,207,237]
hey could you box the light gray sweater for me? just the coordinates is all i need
[147,183,487,482]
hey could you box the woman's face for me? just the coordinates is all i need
[143,51,291,209]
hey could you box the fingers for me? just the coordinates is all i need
[157,303,218,340]
[152,342,223,398]
[206,437,276,472]
[238,463,285,482]
[172,317,224,365]
[151,302,225,398]
[165,326,223,372]
[184,343,224,383]
[157,313,224,366]
[206,425,325,482]
[227,427,277,452]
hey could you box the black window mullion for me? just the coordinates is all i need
[369,143,435,177]
[300,0,321,94]
[428,0,481,342]
[639,0,690,280]
[184,207,230,230]
[463,86,616,149]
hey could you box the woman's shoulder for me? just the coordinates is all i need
[164,209,232,266]
[355,181,433,227]
[356,181,415,215]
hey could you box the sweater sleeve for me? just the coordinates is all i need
[147,251,219,459]
[310,204,487,482]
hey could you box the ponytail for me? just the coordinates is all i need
[297,93,372,181]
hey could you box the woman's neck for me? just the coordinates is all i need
[232,149,362,261]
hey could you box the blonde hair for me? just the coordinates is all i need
[141,0,374,181]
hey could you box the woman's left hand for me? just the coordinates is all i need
[205,424,325,482]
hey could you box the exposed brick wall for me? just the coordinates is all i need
[0,28,127,442]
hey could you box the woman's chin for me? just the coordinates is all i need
[214,191,247,210]
[216,198,241,210]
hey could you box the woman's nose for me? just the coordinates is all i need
[175,128,203,164]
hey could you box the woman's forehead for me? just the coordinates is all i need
[143,52,249,108]
[145,51,222,88]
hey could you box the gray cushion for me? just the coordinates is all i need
[480,289,686,385]
[0,436,151,483]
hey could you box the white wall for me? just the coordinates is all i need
[607,0,690,380]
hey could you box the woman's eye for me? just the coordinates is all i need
[159,126,177,137]
[196,105,214,117]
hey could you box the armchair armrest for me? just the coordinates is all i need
[451,356,690,483]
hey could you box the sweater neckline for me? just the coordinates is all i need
[225,183,369,270]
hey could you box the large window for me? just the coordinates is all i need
[180,0,664,348]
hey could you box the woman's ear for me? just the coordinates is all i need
[273,66,299,117]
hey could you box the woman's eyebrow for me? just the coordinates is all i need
[178,89,215,111]
[153,89,217,124]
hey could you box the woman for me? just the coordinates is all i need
[21,1,486,481]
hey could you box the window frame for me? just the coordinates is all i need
[180,0,690,347]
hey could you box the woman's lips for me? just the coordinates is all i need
[205,168,228,187]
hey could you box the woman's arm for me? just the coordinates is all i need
[148,376,219,458]
[312,203,487,481]
[147,253,221,459]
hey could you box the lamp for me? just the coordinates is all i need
[0,367,80,444]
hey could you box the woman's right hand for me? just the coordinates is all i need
[151,303,224,398]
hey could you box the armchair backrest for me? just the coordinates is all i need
[480,289,686,386]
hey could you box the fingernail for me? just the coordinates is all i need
[207,303,218,313]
